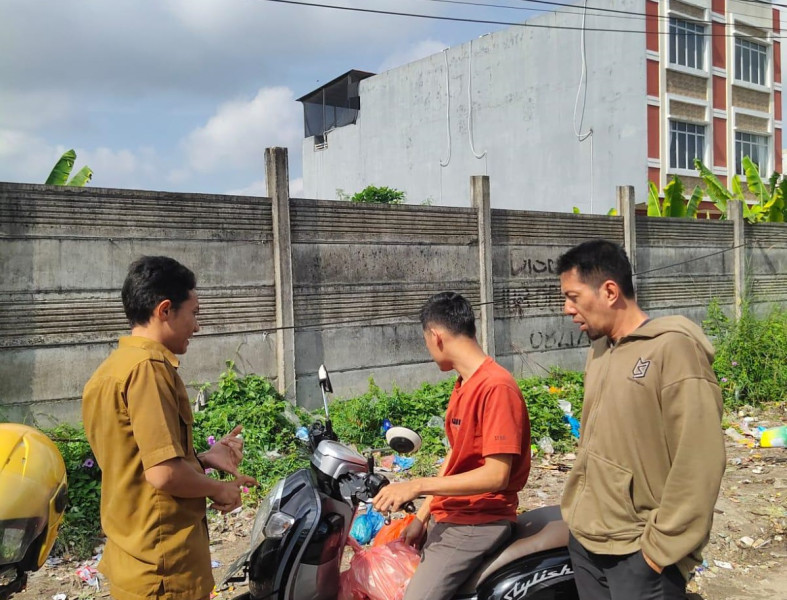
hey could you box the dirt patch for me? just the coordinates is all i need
[15,423,786,600]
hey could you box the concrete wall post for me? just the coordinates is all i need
[265,147,297,401]
[471,175,495,357]
[729,200,746,319]
[617,185,638,287]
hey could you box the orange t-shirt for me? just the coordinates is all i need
[430,357,531,524]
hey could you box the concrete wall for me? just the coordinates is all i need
[302,0,648,214]
[2,178,786,419]
[1,183,277,425]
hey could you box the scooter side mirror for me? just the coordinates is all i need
[318,365,333,394]
[385,427,422,454]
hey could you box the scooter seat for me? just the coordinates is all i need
[457,505,569,593]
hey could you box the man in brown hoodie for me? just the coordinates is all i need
[557,240,725,600]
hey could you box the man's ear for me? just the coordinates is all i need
[600,280,621,306]
[429,327,444,349]
[151,299,173,322]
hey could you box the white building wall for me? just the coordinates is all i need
[303,0,648,213]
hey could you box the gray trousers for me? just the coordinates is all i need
[402,520,513,600]
[568,534,687,600]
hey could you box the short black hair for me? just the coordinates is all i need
[122,256,197,326]
[556,239,635,299]
[419,292,476,338]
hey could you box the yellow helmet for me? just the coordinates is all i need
[0,424,67,598]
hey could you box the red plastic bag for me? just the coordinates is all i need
[339,537,421,600]
[372,514,416,547]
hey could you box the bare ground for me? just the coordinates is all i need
[16,414,786,600]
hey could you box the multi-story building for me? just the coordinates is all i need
[648,0,780,197]
[299,0,782,212]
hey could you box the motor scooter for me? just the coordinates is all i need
[221,366,578,600]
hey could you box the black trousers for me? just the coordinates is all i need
[568,534,687,600]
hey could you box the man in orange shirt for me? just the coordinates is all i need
[373,292,531,600]
[83,256,256,600]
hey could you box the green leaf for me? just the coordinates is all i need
[67,166,93,187]
[606,207,618,216]
[742,156,769,209]
[686,186,703,218]
[572,206,581,214]
[46,149,76,185]
[663,176,686,218]
[694,158,730,215]
[647,181,662,217]
[731,175,745,201]
[767,171,779,196]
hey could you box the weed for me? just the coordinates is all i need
[704,300,787,408]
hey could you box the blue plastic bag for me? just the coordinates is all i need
[393,455,415,470]
[350,505,385,544]
[562,414,581,438]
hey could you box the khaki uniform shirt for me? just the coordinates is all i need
[82,336,213,600]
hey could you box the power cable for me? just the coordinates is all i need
[262,0,787,38]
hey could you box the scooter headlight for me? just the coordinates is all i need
[249,480,294,550]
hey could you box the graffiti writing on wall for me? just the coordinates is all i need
[511,256,558,277]
[529,329,588,350]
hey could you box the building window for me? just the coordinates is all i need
[670,121,706,170]
[669,18,705,70]
[735,132,770,176]
[735,38,767,86]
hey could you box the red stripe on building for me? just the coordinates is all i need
[647,105,660,160]
[647,59,659,96]
[774,8,781,34]
[712,22,726,69]
[646,1,659,53]
[774,41,781,85]
[648,167,660,186]
[713,76,726,110]
[776,129,783,174]
[713,117,727,168]
[712,0,725,15]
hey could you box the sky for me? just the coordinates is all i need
[1,1,785,198]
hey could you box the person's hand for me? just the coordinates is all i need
[201,425,244,475]
[209,474,258,513]
[642,551,663,574]
[372,480,421,513]
[401,515,427,548]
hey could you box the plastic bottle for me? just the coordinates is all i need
[759,426,787,448]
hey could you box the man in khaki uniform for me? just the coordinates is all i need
[83,256,256,600]
[557,240,725,600]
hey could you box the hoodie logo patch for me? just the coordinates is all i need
[632,358,651,379]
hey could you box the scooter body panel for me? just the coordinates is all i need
[475,551,577,600]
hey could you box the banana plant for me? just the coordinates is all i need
[45,149,93,186]
[647,176,702,218]
[694,157,786,222]
[741,156,785,223]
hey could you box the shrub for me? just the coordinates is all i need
[349,185,405,205]
[192,361,312,498]
[45,424,102,559]
[518,368,584,454]
[703,300,787,408]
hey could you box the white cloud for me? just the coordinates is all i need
[290,177,304,198]
[0,129,61,183]
[378,39,448,73]
[0,128,158,188]
[225,176,304,198]
[182,87,302,173]
[226,179,266,197]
